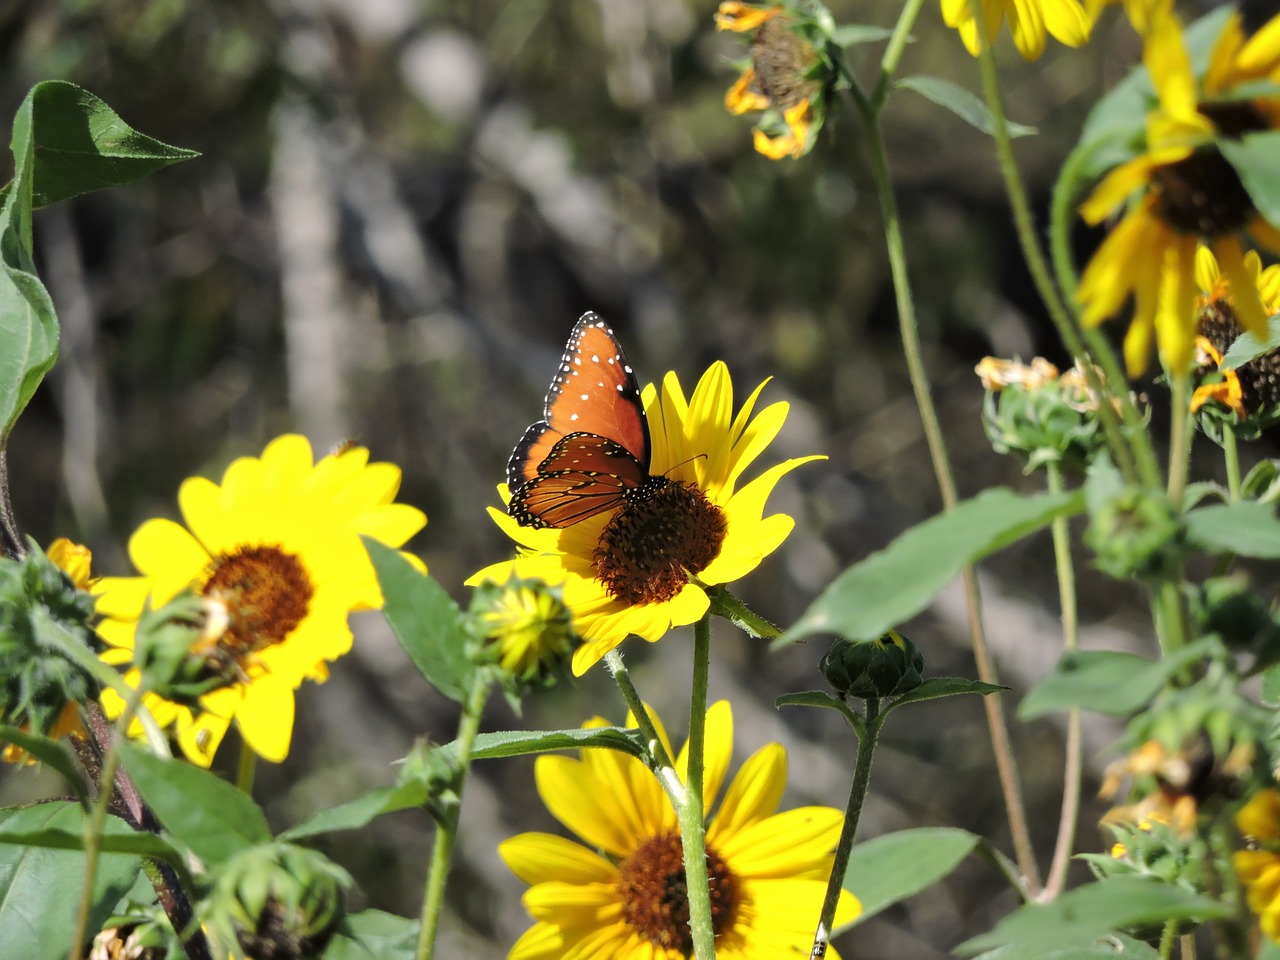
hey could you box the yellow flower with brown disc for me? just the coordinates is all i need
[1077,7,1280,376]
[95,435,426,767]
[500,701,861,959]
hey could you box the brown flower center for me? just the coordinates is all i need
[616,829,741,955]
[1154,103,1267,236]
[1197,300,1280,414]
[752,16,817,110]
[201,545,314,666]
[592,479,728,605]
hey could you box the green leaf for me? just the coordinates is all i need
[1221,131,1280,228]
[364,538,475,703]
[0,802,141,960]
[118,741,270,865]
[14,81,197,209]
[460,726,648,762]
[885,677,1007,711]
[831,24,896,46]
[971,935,1160,959]
[779,489,1083,646]
[0,820,184,869]
[324,909,418,960]
[957,877,1226,954]
[775,690,864,732]
[0,88,58,443]
[1263,662,1280,706]
[281,782,429,842]
[0,725,88,805]
[1019,641,1216,719]
[1221,314,1280,370]
[837,828,979,931]
[896,76,1035,138]
[1186,500,1280,559]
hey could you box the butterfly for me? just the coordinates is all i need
[507,313,668,529]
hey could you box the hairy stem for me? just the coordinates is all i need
[858,85,1041,896]
[809,697,882,960]
[416,669,490,960]
[680,614,716,958]
[1042,461,1081,900]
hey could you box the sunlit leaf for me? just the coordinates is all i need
[118,741,270,865]
[897,76,1035,138]
[1019,640,1217,719]
[779,489,1083,646]
[0,803,141,960]
[365,538,475,703]
[957,877,1226,954]
[837,828,979,931]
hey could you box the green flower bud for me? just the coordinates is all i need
[132,592,240,706]
[468,578,576,688]
[820,630,924,701]
[1085,486,1185,581]
[205,843,349,960]
[0,540,99,738]
[977,357,1108,473]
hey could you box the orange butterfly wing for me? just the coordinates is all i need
[506,314,652,530]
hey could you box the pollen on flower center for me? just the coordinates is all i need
[201,545,314,662]
[616,829,741,954]
[592,479,728,606]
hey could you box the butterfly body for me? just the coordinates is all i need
[508,314,660,529]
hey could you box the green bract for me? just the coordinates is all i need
[821,630,924,701]
[0,540,98,736]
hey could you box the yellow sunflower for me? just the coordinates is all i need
[469,362,821,676]
[717,3,823,160]
[1077,8,1280,376]
[500,700,861,959]
[1191,244,1280,416]
[94,435,426,767]
[1235,788,1280,941]
[940,0,1091,61]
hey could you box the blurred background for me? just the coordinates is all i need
[0,0,1229,955]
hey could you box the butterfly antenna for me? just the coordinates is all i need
[663,453,707,477]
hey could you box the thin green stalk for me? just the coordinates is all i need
[870,0,927,107]
[68,684,144,960]
[237,741,257,796]
[1167,373,1192,510]
[1158,919,1178,960]
[707,586,780,640]
[977,20,1160,490]
[1042,461,1081,901]
[604,649,678,777]
[858,87,1041,896]
[679,613,716,959]
[0,449,24,560]
[1223,427,1242,501]
[416,669,490,960]
[809,698,882,960]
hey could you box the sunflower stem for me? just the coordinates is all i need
[679,613,717,959]
[236,740,257,796]
[809,696,882,960]
[0,449,25,561]
[1167,372,1192,510]
[856,71,1041,897]
[604,649,678,776]
[1042,461,1081,901]
[1047,144,1142,484]
[416,668,490,960]
[68,682,144,960]
[870,0,926,108]
[1223,427,1242,501]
